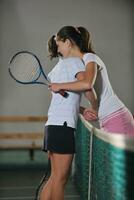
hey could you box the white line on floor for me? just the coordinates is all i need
[0,186,35,190]
[0,195,80,200]
[0,184,75,190]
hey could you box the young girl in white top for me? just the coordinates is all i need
[41,28,97,200]
[50,26,134,135]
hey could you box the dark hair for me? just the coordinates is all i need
[77,26,95,53]
[57,26,95,53]
[47,35,58,59]
[48,26,95,59]
[57,26,83,51]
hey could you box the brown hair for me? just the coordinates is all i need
[47,35,58,59]
[48,26,95,59]
[77,26,95,53]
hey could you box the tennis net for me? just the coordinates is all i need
[74,115,134,200]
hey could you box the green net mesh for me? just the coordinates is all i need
[74,116,134,200]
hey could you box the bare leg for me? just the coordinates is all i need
[40,152,53,200]
[51,153,74,200]
[40,176,52,200]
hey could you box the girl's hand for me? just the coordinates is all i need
[83,107,98,121]
[49,83,61,93]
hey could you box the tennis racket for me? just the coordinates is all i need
[8,51,69,98]
[34,159,51,200]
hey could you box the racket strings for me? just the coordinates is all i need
[10,53,40,82]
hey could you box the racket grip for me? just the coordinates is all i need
[59,90,69,98]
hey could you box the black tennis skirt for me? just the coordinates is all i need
[42,121,75,154]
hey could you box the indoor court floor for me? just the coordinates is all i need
[0,168,80,200]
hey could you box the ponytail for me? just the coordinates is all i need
[47,35,58,59]
[77,26,95,53]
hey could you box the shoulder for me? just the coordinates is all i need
[62,57,85,71]
[62,57,85,77]
[48,59,62,78]
[83,53,97,63]
[62,57,84,65]
[83,53,105,69]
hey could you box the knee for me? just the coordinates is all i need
[52,174,69,186]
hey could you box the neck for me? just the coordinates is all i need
[67,48,84,59]
[73,51,84,59]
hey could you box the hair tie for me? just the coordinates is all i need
[75,27,81,34]
[54,34,57,41]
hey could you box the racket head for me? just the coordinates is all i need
[9,50,69,98]
[8,51,48,85]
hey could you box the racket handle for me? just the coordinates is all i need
[59,90,69,98]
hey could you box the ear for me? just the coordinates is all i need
[65,39,72,47]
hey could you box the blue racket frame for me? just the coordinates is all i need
[8,50,69,98]
[8,50,49,85]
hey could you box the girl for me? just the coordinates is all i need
[41,29,97,200]
[50,26,134,135]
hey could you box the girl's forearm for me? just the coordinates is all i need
[58,80,92,92]
[84,89,98,111]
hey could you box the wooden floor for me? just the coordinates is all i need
[0,168,80,200]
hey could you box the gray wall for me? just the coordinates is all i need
[0,0,134,117]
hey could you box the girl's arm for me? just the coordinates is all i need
[76,70,98,111]
[84,88,98,111]
[49,62,97,92]
[76,71,98,121]
[79,88,98,120]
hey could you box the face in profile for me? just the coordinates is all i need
[56,39,72,58]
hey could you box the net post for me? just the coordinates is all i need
[88,126,94,200]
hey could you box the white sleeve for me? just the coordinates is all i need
[83,53,105,70]
[83,53,97,66]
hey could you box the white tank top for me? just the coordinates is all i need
[45,57,85,128]
[83,53,125,120]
